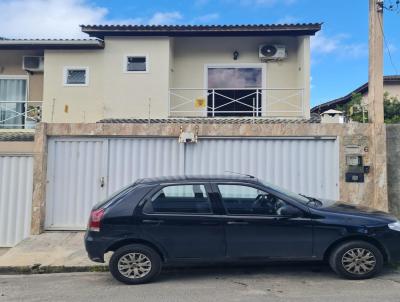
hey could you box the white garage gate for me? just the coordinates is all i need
[0,155,33,246]
[45,137,339,230]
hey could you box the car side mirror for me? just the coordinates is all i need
[279,205,302,217]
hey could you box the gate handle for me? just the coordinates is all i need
[100,177,105,188]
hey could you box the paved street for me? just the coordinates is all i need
[1,264,399,302]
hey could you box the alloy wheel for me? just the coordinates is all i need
[117,252,152,279]
[341,248,376,275]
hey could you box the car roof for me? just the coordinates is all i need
[137,174,261,185]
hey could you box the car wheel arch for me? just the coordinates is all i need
[322,235,389,263]
[105,239,166,262]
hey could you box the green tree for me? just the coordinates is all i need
[335,92,400,124]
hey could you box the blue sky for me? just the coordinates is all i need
[0,0,399,106]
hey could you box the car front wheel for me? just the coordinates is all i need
[329,240,383,279]
[109,244,162,284]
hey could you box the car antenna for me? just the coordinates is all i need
[224,171,256,178]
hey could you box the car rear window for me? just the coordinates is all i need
[143,184,212,214]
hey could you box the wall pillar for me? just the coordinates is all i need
[31,123,48,235]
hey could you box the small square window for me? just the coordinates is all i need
[64,68,88,86]
[126,56,147,72]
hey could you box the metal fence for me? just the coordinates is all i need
[0,101,42,129]
[169,88,304,118]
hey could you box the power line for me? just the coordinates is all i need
[377,12,399,74]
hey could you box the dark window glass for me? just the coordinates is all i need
[66,69,86,84]
[127,56,147,72]
[144,184,212,214]
[218,184,287,216]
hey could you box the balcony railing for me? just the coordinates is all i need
[169,88,305,118]
[0,101,42,129]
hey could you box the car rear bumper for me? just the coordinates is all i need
[84,232,107,263]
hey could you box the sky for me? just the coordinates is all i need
[0,0,399,106]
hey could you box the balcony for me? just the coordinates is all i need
[0,101,42,129]
[168,88,305,118]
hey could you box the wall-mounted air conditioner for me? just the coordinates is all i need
[259,45,287,61]
[23,56,44,72]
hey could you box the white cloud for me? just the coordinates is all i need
[148,11,182,25]
[276,15,299,24]
[0,0,184,39]
[239,0,296,6]
[311,32,368,59]
[192,13,220,23]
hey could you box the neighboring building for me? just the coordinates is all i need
[0,23,321,128]
[311,75,400,114]
[320,109,344,124]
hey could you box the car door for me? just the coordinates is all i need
[213,183,313,259]
[137,183,225,260]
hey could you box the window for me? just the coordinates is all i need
[125,55,148,72]
[144,184,212,214]
[64,67,88,86]
[218,184,287,216]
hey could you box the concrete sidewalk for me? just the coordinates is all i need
[0,232,107,272]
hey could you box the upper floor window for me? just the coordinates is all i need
[144,184,212,214]
[125,55,148,73]
[63,67,88,86]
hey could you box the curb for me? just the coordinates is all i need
[0,265,108,275]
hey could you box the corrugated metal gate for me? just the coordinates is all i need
[0,155,33,246]
[45,137,339,230]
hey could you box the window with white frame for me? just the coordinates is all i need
[64,67,88,86]
[125,55,148,72]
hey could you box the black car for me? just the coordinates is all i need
[85,175,400,284]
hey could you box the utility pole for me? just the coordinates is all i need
[368,0,384,123]
[368,0,388,211]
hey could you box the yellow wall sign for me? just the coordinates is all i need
[194,98,206,108]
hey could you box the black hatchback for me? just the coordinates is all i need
[84,175,400,284]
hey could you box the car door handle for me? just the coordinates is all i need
[227,221,249,225]
[142,219,164,225]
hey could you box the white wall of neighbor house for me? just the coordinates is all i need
[171,36,310,118]
[0,50,43,103]
[42,37,171,123]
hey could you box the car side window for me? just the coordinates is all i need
[217,184,287,216]
[144,184,212,214]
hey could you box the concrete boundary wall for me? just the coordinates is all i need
[31,122,388,234]
[387,125,400,218]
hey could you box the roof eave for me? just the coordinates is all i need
[80,24,322,39]
[0,40,105,50]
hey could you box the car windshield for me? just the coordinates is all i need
[260,180,314,205]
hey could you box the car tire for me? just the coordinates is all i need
[109,244,162,284]
[329,240,383,280]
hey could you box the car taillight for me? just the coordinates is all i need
[88,208,105,232]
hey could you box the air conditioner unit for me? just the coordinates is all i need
[259,44,287,61]
[23,56,44,72]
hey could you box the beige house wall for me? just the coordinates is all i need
[0,50,43,103]
[171,36,309,118]
[42,37,171,123]
[360,82,400,106]
[0,141,34,154]
[41,36,310,122]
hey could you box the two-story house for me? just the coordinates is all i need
[6,23,387,247]
[0,23,320,129]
